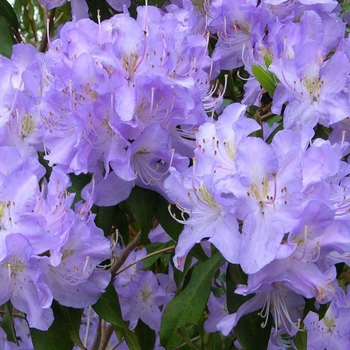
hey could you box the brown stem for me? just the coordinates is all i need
[39,9,56,53]
[257,101,273,116]
[109,232,141,280]
[0,309,26,319]
[98,323,114,350]
[90,317,102,350]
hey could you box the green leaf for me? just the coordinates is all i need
[94,205,119,237]
[59,306,85,349]
[135,319,156,350]
[0,303,18,345]
[0,16,14,58]
[266,114,282,127]
[92,283,141,349]
[0,0,18,30]
[30,301,74,350]
[115,208,130,242]
[125,186,156,244]
[121,326,141,350]
[177,326,197,349]
[205,332,225,350]
[303,298,328,320]
[160,251,225,349]
[172,253,194,289]
[226,264,248,314]
[234,310,272,350]
[251,65,279,96]
[294,328,307,350]
[92,282,126,329]
[85,0,116,22]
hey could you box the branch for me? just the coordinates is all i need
[97,323,114,350]
[115,245,175,276]
[39,9,56,53]
[109,232,141,279]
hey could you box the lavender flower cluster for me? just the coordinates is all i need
[163,0,350,347]
[2,0,350,348]
[0,146,110,331]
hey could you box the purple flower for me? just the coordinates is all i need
[165,163,241,270]
[113,248,169,331]
[209,0,267,70]
[0,234,54,330]
[304,286,350,350]
[230,133,303,273]
[204,293,229,333]
[270,42,350,128]
[119,271,167,331]
[217,284,304,337]
[240,200,350,304]
[40,217,111,308]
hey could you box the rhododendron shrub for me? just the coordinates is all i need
[1,0,350,349]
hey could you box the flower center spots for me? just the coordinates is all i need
[192,0,205,10]
[141,286,152,301]
[4,256,25,277]
[62,249,75,261]
[197,135,236,166]
[225,141,236,160]
[303,77,323,101]
[21,115,36,138]
[219,16,252,50]
[122,53,139,77]
[198,184,218,208]
[101,118,114,136]
[0,202,7,219]
[249,178,270,202]
[0,201,10,231]
[51,254,92,286]
[84,83,98,100]
[322,315,336,333]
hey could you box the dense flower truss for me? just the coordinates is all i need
[200,0,350,131]
[3,0,350,347]
[165,108,308,274]
[35,5,219,206]
[164,101,350,335]
[0,147,110,330]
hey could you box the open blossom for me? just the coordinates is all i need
[113,248,170,331]
[226,132,304,273]
[0,148,110,329]
[304,286,350,349]
[270,42,350,129]
[238,201,350,305]
[165,160,241,270]
[217,284,305,337]
[209,0,267,70]
[0,44,45,158]
[204,293,229,333]
[3,0,350,345]
[0,233,54,330]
